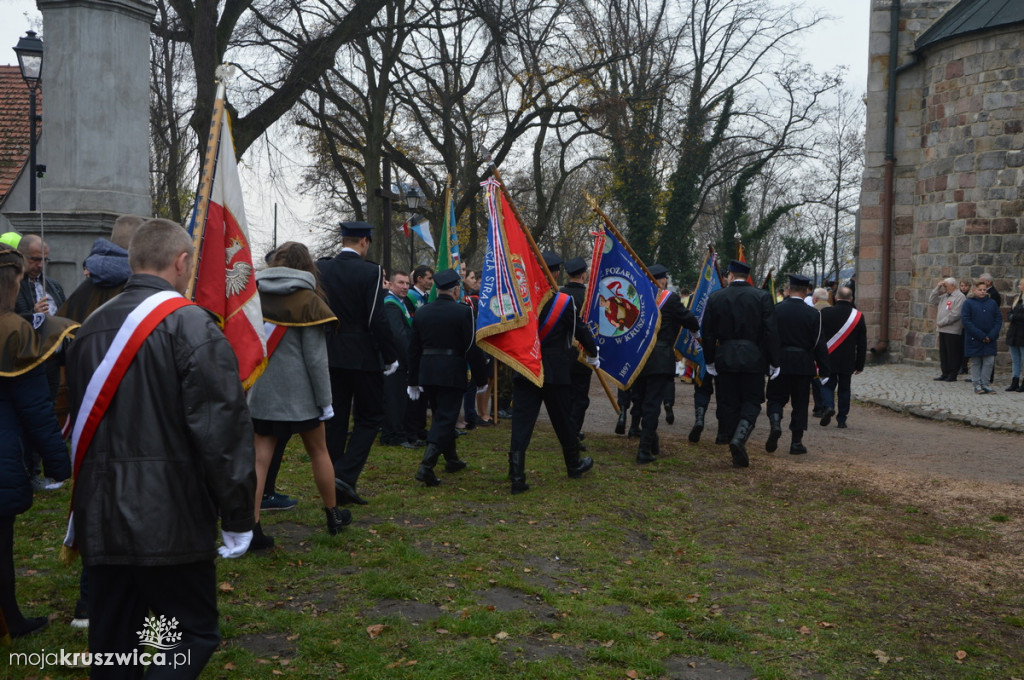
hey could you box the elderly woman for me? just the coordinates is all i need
[1006,278,1024,392]
[962,279,1003,394]
[0,245,75,638]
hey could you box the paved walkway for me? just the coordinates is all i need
[852,364,1024,433]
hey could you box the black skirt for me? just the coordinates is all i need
[252,417,321,438]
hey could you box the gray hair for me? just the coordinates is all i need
[129,219,194,273]
[979,272,994,284]
[812,287,829,302]
[943,277,957,287]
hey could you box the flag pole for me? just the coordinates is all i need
[760,266,775,290]
[584,193,659,286]
[185,65,233,300]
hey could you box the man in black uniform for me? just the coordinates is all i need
[764,274,830,455]
[407,269,477,486]
[508,284,599,494]
[560,256,596,447]
[318,222,398,505]
[702,260,780,468]
[818,285,865,429]
[634,264,699,463]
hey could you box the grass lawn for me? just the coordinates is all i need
[6,423,1024,679]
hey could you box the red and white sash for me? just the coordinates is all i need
[263,322,289,358]
[64,291,193,548]
[826,308,863,354]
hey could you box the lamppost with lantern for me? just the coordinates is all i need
[404,185,425,270]
[13,30,44,211]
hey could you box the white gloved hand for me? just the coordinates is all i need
[319,405,335,421]
[819,376,829,386]
[476,385,489,394]
[383,360,399,376]
[705,363,717,377]
[586,355,600,369]
[407,386,423,400]
[218,530,253,559]
[768,365,781,380]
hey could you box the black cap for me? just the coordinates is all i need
[648,264,669,279]
[727,260,750,275]
[787,273,813,288]
[340,221,374,238]
[434,268,461,290]
[542,250,562,271]
[565,257,587,276]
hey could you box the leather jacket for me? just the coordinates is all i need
[67,274,255,566]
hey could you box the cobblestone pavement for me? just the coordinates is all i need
[852,364,1024,433]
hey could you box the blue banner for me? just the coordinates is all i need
[581,227,660,390]
[675,249,722,384]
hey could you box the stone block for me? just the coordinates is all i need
[979,151,1007,170]
[957,202,976,218]
[965,219,989,235]
[991,218,1018,234]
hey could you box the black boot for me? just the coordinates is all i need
[415,443,442,486]
[765,412,783,453]
[324,506,353,535]
[1006,377,1020,392]
[614,410,627,435]
[509,450,529,494]
[651,432,662,457]
[664,403,674,424]
[564,447,594,478]
[443,443,467,473]
[729,420,753,468]
[627,413,641,438]
[688,406,706,443]
[1017,380,1024,392]
[789,431,808,455]
[251,521,275,551]
[636,432,656,464]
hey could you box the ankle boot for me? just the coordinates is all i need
[627,414,641,438]
[729,419,753,468]
[1017,380,1024,392]
[614,410,627,435]
[765,412,783,452]
[324,506,353,535]
[789,431,808,455]
[564,446,594,478]
[636,432,656,464]
[688,406,706,443]
[251,521,275,550]
[651,432,661,457]
[415,443,442,486]
[509,450,529,494]
[443,443,467,472]
[1006,377,1020,392]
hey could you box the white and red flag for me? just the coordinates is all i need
[186,73,266,389]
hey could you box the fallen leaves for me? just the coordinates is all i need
[955,649,967,661]
[873,649,890,664]
[218,582,234,592]
[366,624,386,639]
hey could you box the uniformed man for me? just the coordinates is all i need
[701,260,780,468]
[634,264,699,463]
[508,258,599,494]
[318,222,398,505]
[764,273,830,455]
[560,256,596,447]
[407,269,477,486]
[819,286,866,428]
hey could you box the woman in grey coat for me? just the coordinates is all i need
[247,242,349,545]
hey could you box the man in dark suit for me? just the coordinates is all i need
[701,260,780,468]
[819,286,866,428]
[764,274,831,455]
[381,270,414,446]
[407,269,477,486]
[318,222,398,505]
[634,264,699,464]
[16,234,66,329]
[559,256,596,448]
[508,279,599,494]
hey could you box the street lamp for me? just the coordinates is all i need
[403,185,426,270]
[14,30,43,211]
[405,185,424,210]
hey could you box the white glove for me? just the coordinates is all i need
[319,405,335,421]
[586,355,600,369]
[768,365,781,380]
[705,363,717,377]
[383,360,399,376]
[218,530,253,559]
[407,386,423,400]
[819,376,829,386]
[476,385,489,394]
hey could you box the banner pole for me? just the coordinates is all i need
[584,193,659,286]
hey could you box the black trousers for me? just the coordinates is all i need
[87,561,219,680]
[510,378,577,457]
[381,368,409,444]
[663,377,675,407]
[568,369,592,434]
[633,374,671,435]
[0,515,27,630]
[766,373,813,432]
[326,367,383,488]
[938,332,963,378]
[425,385,464,454]
[715,372,765,435]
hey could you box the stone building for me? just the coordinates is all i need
[857,0,1024,365]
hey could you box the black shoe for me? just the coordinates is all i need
[415,464,441,486]
[636,450,656,464]
[614,411,627,435]
[729,420,753,468]
[567,457,594,478]
[325,506,353,535]
[1006,378,1020,392]
[401,441,421,449]
[789,440,808,455]
[498,408,514,419]
[511,480,530,494]
[811,409,823,419]
[335,478,368,505]
[455,429,468,437]
[577,432,586,442]
[664,405,674,424]
[765,413,783,453]
[577,441,588,452]
[444,459,467,473]
[837,422,848,428]
[943,375,957,382]
[688,424,703,443]
[820,408,835,427]
[251,522,275,551]
[933,375,948,381]
[627,426,641,438]
[473,416,496,427]
[10,616,49,638]
[715,433,730,445]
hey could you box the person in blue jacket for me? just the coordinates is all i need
[962,279,1003,394]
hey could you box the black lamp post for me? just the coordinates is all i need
[14,30,44,211]
[405,185,424,269]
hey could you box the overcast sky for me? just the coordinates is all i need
[0,0,871,248]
